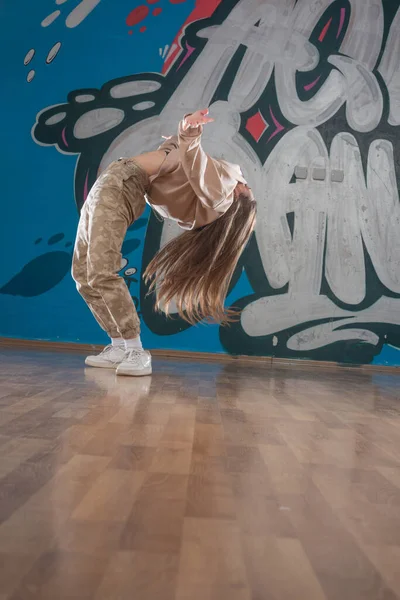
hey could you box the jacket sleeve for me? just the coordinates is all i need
[177,119,236,210]
[157,135,179,154]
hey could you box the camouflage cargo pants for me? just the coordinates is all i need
[72,159,149,339]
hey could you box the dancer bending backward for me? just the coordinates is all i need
[72,109,256,376]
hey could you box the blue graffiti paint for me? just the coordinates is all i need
[121,238,141,255]
[48,232,65,245]
[128,218,147,232]
[0,234,72,297]
[0,251,72,297]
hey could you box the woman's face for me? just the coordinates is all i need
[234,182,254,200]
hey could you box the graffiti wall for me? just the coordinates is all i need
[1,0,399,366]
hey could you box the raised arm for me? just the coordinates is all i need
[178,109,238,210]
[157,135,179,154]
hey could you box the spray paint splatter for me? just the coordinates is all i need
[159,44,169,57]
[126,5,149,27]
[24,43,61,83]
[41,10,61,27]
[24,49,35,66]
[46,42,62,64]
[66,0,102,28]
[153,8,162,16]
[48,233,65,245]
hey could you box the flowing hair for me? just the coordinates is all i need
[143,190,256,325]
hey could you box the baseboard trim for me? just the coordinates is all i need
[1,336,399,373]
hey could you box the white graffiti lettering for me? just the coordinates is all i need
[33,0,400,356]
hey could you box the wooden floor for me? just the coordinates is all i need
[0,348,400,600]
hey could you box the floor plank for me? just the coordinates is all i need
[0,347,399,599]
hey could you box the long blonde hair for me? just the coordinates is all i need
[143,190,256,325]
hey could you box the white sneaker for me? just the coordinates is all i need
[85,344,126,369]
[116,349,152,377]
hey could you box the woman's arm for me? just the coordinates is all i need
[157,135,179,154]
[178,109,236,210]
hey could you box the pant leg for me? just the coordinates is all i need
[86,182,141,339]
[71,201,121,339]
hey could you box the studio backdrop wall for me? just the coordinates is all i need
[1,0,400,366]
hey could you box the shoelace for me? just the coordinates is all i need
[100,344,114,355]
[100,344,124,356]
[125,349,145,361]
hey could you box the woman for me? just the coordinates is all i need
[72,109,256,376]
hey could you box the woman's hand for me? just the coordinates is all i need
[182,109,214,130]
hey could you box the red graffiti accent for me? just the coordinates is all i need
[318,16,332,42]
[61,127,68,148]
[153,7,162,15]
[126,5,149,27]
[162,0,223,74]
[146,0,160,3]
[337,7,346,38]
[140,25,147,32]
[267,106,285,143]
[304,75,321,91]
[246,111,268,143]
[169,0,187,3]
[177,41,195,70]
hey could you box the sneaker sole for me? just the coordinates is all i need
[116,366,152,377]
[85,358,121,369]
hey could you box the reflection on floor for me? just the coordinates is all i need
[0,347,399,600]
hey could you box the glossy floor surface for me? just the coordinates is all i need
[0,347,400,600]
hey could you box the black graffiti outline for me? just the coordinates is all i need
[32,0,400,362]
